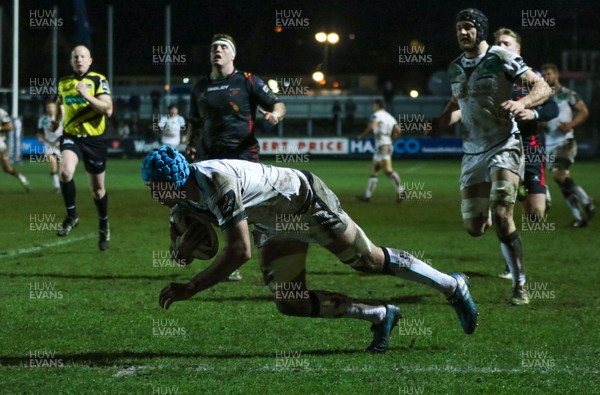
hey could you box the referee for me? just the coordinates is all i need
[55,45,113,251]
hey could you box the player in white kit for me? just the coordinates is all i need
[142,146,478,353]
[436,9,552,305]
[356,99,404,202]
[540,63,594,228]
[158,104,186,148]
[0,107,30,191]
[37,101,63,193]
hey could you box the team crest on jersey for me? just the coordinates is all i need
[229,88,240,96]
[85,83,94,89]
[217,190,237,217]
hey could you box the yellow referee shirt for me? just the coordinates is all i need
[58,71,111,136]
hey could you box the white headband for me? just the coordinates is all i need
[212,39,236,57]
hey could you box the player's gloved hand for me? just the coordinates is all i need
[159,282,195,309]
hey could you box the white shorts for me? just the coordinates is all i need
[252,171,350,249]
[44,142,62,158]
[373,144,393,162]
[460,134,524,189]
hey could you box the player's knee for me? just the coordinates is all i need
[91,185,105,199]
[335,226,383,274]
[464,221,486,237]
[461,197,489,237]
[59,169,73,182]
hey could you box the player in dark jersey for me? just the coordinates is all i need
[187,34,286,280]
[494,28,559,279]
[186,34,285,163]
[55,45,113,251]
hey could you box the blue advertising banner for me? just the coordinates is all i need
[349,138,464,156]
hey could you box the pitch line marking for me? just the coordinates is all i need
[0,234,95,259]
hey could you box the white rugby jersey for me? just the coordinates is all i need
[0,108,11,126]
[37,115,63,144]
[189,160,311,231]
[159,115,185,146]
[371,109,397,148]
[540,85,580,148]
[448,45,529,154]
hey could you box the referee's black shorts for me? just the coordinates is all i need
[60,134,107,174]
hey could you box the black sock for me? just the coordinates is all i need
[60,180,77,218]
[94,193,109,229]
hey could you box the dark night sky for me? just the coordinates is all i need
[4,0,600,92]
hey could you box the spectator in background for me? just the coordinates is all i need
[117,119,131,139]
[345,98,357,134]
[151,90,162,115]
[129,94,141,118]
[332,100,342,132]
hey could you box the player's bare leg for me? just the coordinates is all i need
[57,150,79,236]
[358,161,381,202]
[553,168,594,227]
[490,169,529,305]
[47,153,60,192]
[523,193,546,221]
[258,239,401,352]
[460,181,492,237]
[381,159,405,202]
[1,152,30,191]
[324,219,478,334]
[90,171,110,251]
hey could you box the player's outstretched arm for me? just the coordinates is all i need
[158,220,252,310]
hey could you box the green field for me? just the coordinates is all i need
[1,157,598,394]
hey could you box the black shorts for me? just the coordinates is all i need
[60,134,107,174]
[523,134,546,195]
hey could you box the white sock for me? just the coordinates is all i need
[388,172,402,192]
[566,196,582,220]
[500,242,526,287]
[346,304,387,323]
[365,177,378,198]
[384,248,457,297]
[52,173,60,189]
[572,185,590,205]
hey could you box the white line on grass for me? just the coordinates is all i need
[110,363,598,377]
[402,165,425,173]
[0,234,95,259]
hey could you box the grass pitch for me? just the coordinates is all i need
[0,157,598,394]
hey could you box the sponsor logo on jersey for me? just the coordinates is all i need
[217,190,236,217]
